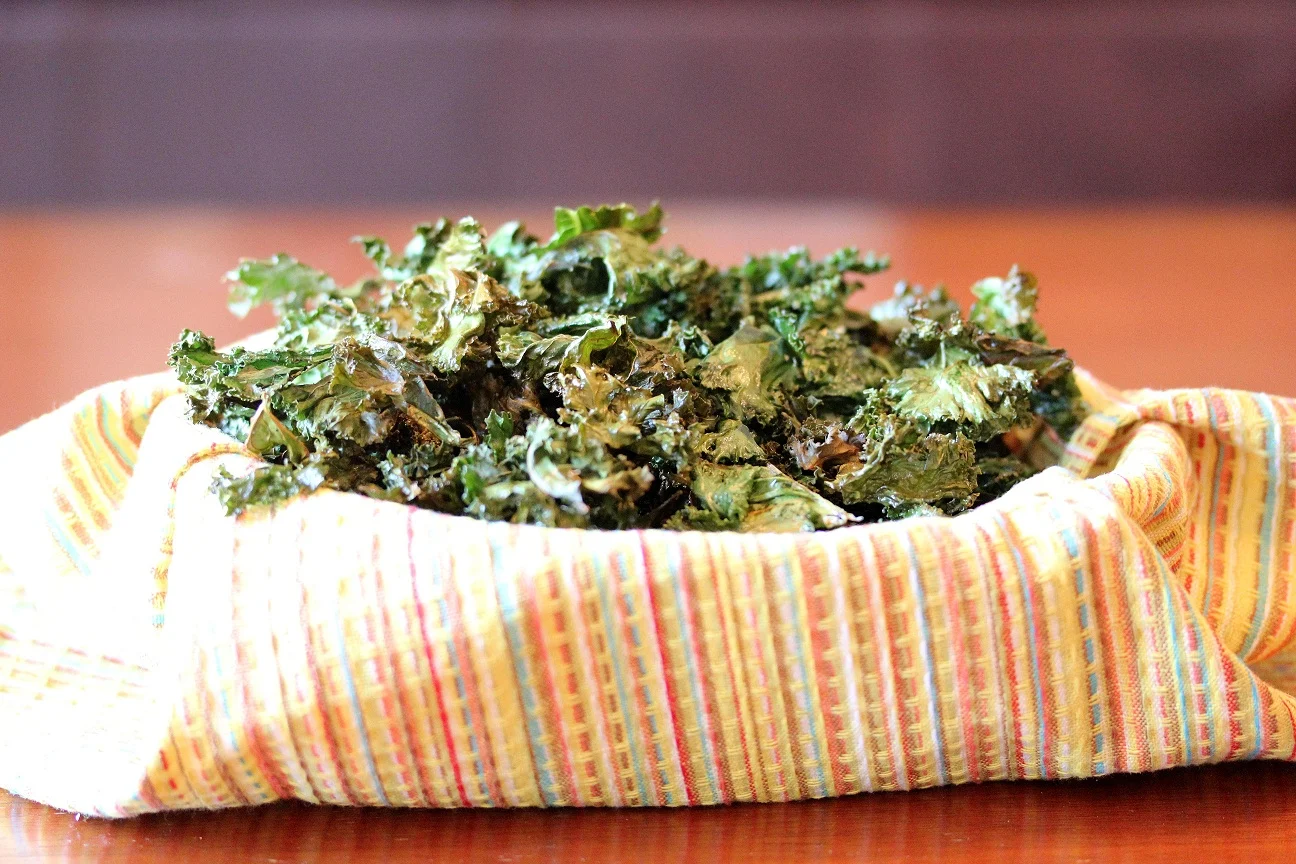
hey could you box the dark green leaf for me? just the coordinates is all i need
[226,255,338,318]
[174,201,1082,530]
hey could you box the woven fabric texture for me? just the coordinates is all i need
[1,370,1293,817]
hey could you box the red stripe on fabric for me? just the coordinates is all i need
[51,487,94,548]
[609,546,672,805]
[137,772,165,811]
[965,524,1010,780]
[879,532,927,787]
[703,538,757,799]
[1077,515,1133,771]
[229,538,293,801]
[680,541,734,802]
[68,419,123,512]
[406,517,471,806]
[1181,608,1211,760]
[296,518,361,805]
[1152,545,1189,765]
[162,726,203,806]
[156,750,183,798]
[191,633,254,806]
[574,551,631,802]
[1126,541,1170,772]
[1001,516,1055,777]
[1109,516,1152,772]
[797,540,852,793]
[766,546,814,799]
[738,545,791,797]
[928,523,981,783]
[397,515,452,803]
[1220,653,1244,759]
[1207,400,1237,631]
[639,534,695,805]
[367,529,425,804]
[526,548,580,804]
[841,536,894,787]
[162,728,202,805]
[1257,401,1294,657]
[446,535,504,805]
[118,388,144,447]
[977,523,1027,780]
[94,396,133,476]
[1257,664,1280,755]
[547,531,611,803]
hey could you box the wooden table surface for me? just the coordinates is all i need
[1,205,1295,860]
[1,205,1294,434]
[5,762,1296,863]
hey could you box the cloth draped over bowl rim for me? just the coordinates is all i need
[1,368,1294,817]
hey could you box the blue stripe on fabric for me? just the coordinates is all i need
[1249,669,1266,759]
[995,515,1048,773]
[666,542,721,799]
[1185,613,1216,762]
[437,547,490,803]
[209,639,265,795]
[1150,468,1175,520]
[903,538,948,786]
[598,549,652,804]
[618,554,674,804]
[1203,396,1224,620]
[1239,394,1282,658]
[333,601,389,804]
[91,399,132,481]
[44,512,90,575]
[1055,513,1104,772]
[491,540,560,805]
[1156,557,1195,764]
[778,545,828,797]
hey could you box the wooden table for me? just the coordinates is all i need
[5,762,1296,863]
[2,206,1295,860]
[1,205,1294,434]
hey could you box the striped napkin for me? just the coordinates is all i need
[1,370,1293,816]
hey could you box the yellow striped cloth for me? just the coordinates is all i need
[1,370,1293,816]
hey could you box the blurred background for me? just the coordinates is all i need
[2,0,1295,431]
[6,0,1296,205]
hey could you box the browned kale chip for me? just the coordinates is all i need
[169,203,1084,531]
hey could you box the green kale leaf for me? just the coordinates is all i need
[172,202,1086,530]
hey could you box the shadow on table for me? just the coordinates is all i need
[5,762,1296,863]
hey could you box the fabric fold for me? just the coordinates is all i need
[1,370,1293,816]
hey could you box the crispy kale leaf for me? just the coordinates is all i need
[693,323,794,425]
[668,462,856,533]
[225,255,344,318]
[886,362,1036,440]
[171,204,1085,530]
[970,265,1043,342]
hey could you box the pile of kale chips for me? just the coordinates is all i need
[169,204,1083,532]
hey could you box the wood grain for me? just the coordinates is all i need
[1,205,1294,434]
[5,762,1296,863]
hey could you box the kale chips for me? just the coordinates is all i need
[169,203,1083,532]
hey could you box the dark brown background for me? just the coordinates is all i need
[4,0,1295,206]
